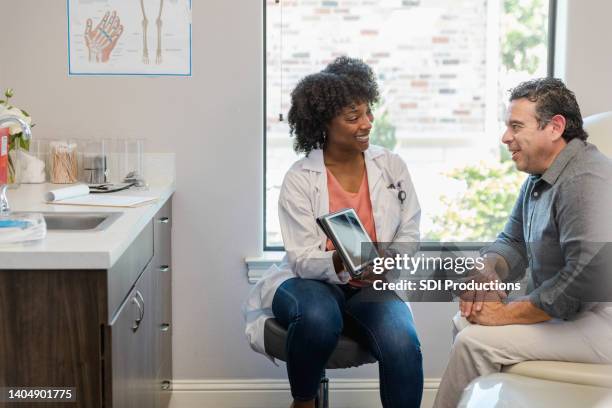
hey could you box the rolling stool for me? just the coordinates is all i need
[264,317,377,408]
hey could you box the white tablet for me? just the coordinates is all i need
[317,208,379,278]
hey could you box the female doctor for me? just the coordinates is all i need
[244,57,423,408]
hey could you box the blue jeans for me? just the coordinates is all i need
[272,278,423,407]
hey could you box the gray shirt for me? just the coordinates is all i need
[487,139,612,319]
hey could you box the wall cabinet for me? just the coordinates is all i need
[0,198,173,408]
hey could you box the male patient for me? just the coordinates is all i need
[433,78,612,408]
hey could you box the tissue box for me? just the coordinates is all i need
[0,127,8,184]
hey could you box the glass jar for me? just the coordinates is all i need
[21,139,49,184]
[117,138,145,187]
[48,140,80,184]
[81,139,112,185]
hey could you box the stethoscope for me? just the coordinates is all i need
[387,181,406,204]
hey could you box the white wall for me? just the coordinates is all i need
[0,0,269,380]
[1,0,609,400]
[555,0,612,115]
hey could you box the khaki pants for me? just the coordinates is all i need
[433,306,612,408]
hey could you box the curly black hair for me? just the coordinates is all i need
[288,56,380,154]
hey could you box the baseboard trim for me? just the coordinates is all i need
[169,378,440,408]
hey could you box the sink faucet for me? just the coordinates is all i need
[0,115,33,215]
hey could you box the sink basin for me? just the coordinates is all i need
[15,212,122,231]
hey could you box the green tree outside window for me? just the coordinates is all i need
[429,0,548,242]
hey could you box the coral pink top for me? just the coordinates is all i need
[326,168,377,287]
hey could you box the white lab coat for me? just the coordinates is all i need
[243,145,421,359]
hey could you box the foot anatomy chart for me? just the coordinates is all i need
[68,0,191,76]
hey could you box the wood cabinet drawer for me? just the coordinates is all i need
[157,356,172,408]
[108,262,155,408]
[108,222,154,321]
[151,264,172,377]
[153,198,172,386]
[154,199,172,265]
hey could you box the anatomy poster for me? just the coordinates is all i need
[67,0,191,76]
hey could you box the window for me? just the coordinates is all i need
[265,0,553,249]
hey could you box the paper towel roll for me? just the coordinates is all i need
[45,184,90,202]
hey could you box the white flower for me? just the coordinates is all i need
[0,105,32,135]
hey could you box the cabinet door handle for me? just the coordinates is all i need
[159,265,170,272]
[161,380,171,390]
[158,217,170,224]
[160,323,171,332]
[135,290,145,322]
[131,296,143,332]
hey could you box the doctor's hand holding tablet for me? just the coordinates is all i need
[317,208,388,283]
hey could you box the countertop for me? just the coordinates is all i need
[0,181,175,270]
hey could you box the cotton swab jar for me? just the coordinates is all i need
[49,140,79,184]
